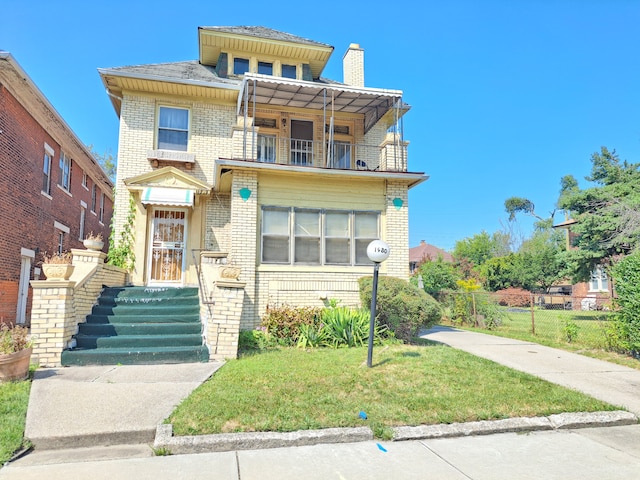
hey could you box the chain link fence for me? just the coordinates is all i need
[438,292,613,350]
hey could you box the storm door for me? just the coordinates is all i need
[148,209,187,284]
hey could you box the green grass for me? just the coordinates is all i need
[168,344,618,438]
[0,375,32,466]
[449,307,640,370]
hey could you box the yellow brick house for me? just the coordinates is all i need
[99,26,427,359]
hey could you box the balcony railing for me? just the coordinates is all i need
[236,134,408,172]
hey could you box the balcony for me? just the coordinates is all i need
[231,133,408,173]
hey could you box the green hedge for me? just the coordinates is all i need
[359,276,442,342]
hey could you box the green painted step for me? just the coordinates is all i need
[61,345,210,366]
[91,304,200,316]
[62,285,209,366]
[75,333,204,349]
[85,314,200,324]
[78,322,201,336]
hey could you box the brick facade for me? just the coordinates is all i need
[0,53,113,326]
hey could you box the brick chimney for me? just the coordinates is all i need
[343,43,364,87]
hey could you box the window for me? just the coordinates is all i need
[59,151,71,190]
[158,106,189,151]
[294,209,321,264]
[261,207,290,263]
[261,207,380,266]
[325,211,350,264]
[589,266,609,292]
[57,232,64,255]
[91,184,97,212]
[327,141,351,169]
[99,192,105,222]
[42,145,53,195]
[354,212,379,264]
[257,135,276,163]
[282,64,296,79]
[234,57,249,75]
[82,172,88,188]
[258,61,273,75]
[79,205,86,240]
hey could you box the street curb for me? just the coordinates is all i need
[153,410,637,454]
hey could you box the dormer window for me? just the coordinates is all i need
[282,64,296,79]
[234,57,249,75]
[258,61,273,75]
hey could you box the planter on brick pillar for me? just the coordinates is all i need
[207,280,246,361]
[29,280,76,367]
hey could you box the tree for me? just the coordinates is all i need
[559,147,640,277]
[453,231,503,267]
[413,257,461,296]
[88,145,117,182]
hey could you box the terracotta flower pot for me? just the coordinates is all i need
[0,347,32,382]
[42,263,75,280]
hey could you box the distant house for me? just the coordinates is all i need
[553,217,612,310]
[100,26,428,333]
[0,52,113,325]
[409,240,453,273]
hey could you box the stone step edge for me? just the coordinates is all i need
[153,410,637,455]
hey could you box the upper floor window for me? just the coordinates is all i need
[257,135,276,163]
[99,192,105,223]
[91,184,97,212]
[258,61,273,75]
[82,172,88,188]
[281,64,296,79]
[42,144,53,195]
[233,57,249,75]
[59,151,71,191]
[158,106,189,151]
[589,266,609,292]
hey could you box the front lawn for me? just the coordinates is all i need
[168,343,617,439]
[0,377,31,466]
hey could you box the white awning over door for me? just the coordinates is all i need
[141,187,194,207]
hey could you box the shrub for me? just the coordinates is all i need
[609,253,640,355]
[494,287,532,307]
[261,304,323,346]
[358,276,442,342]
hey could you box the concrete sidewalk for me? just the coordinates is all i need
[2,326,640,478]
[421,326,640,415]
[23,362,223,449]
[3,425,640,479]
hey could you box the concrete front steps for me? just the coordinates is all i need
[61,286,209,366]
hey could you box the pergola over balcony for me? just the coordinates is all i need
[235,74,411,173]
[237,73,409,134]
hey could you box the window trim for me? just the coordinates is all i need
[261,207,380,266]
[59,151,71,191]
[42,144,53,195]
[589,265,609,292]
[157,105,190,152]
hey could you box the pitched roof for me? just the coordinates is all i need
[409,240,454,263]
[198,26,332,48]
[99,60,238,86]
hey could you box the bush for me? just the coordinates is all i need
[494,287,532,307]
[261,304,323,346]
[609,253,640,355]
[358,276,442,342]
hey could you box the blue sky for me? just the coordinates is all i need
[3,1,639,251]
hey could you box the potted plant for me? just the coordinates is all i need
[0,323,33,382]
[41,251,74,280]
[83,232,104,251]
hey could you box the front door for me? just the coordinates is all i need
[16,254,31,324]
[148,209,187,285]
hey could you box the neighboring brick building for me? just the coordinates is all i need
[100,26,427,331]
[0,52,113,325]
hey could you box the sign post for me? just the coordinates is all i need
[366,240,390,368]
